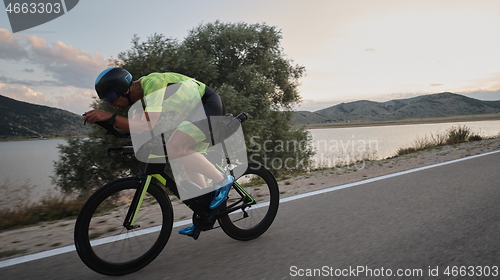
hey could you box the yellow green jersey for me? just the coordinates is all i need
[140,72,206,113]
[139,72,209,151]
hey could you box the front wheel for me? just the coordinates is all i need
[218,163,279,241]
[74,178,173,276]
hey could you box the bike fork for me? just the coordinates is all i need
[123,175,152,230]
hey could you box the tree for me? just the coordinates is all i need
[113,33,180,78]
[179,21,304,109]
[174,21,313,174]
[53,21,314,195]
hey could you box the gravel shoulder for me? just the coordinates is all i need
[1,137,499,261]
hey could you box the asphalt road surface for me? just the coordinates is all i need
[1,151,500,279]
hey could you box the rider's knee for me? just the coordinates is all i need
[166,142,185,159]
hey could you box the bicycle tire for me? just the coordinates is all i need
[218,163,279,241]
[74,177,173,276]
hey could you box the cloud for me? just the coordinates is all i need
[0,28,108,89]
[0,83,54,107]
[0,29,29,60]
[364,48,376,52]
[21,34,48,48]
[0,75,65,87]
[54,87,95,114]
[23,68,35,73]
[430,83,444,87]
[31,40,108,88]
[0,83,95,114]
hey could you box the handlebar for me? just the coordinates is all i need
[94,120,131,138]
[82,113,131,138]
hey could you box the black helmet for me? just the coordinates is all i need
[95,68,133,104]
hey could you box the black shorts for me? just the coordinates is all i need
[189,86,225,145]
[201,86,225,116]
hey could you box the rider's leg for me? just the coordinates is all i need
[181,166,215,204]
[182,165,207,188]
[170,130,220,237]
[166,129,224,183]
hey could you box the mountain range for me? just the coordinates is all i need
[1,92,499,140]
[293,92,500,125]
[0,94,89,140]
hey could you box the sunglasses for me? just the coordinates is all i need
[101,91,119,104]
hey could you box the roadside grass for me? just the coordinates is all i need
[0,249,28,259]
[396,125,483,156]
[0,182,86,231]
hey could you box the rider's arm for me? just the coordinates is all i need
[113,115,130,132]
[128,111,161,133]
[83,110,160,133]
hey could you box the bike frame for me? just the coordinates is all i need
[116,148,256,230]
[99,112,253,230]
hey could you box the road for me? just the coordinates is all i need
[1,151,500,279]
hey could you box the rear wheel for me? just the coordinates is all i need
[218,163,279,241]
[74,178,173,276]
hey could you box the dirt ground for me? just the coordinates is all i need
[1,137,499,261]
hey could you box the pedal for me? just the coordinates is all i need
[189,229,201,240]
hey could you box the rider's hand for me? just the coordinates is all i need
[82,110,113,124]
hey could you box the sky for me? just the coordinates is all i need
[1,0,500,114]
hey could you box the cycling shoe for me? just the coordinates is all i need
[178,224,196,235]
[209,174,234,209]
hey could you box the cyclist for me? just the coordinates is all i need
[83,67,234,237]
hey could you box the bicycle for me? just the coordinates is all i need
[74,113,279,276]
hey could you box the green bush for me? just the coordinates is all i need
[0,192,85,231]
[446,125,471,144]
[397,125,482,156]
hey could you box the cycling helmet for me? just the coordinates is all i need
[95,67,133,104]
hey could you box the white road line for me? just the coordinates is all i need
[1,149,499,269]
[280,149,500,203]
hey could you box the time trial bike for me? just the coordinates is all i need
[73,113,279,276]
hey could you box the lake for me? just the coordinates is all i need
[0,138,66,209]
[309,120,500,167]
[0,120,499,208]
[311,121,500,166]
